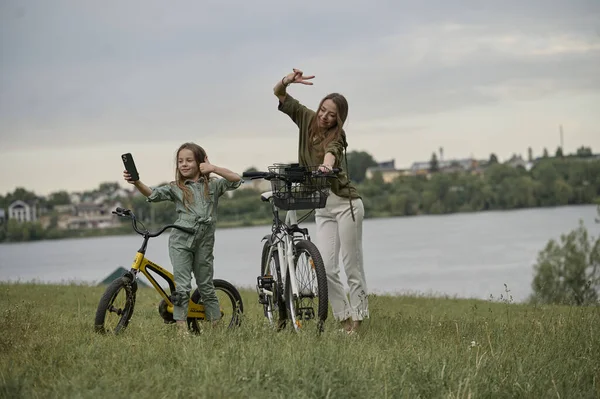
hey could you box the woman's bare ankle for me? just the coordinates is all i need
[341,318,353,332]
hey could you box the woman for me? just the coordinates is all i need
[274,68,369,333]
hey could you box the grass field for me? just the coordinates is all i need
[1,283,599,398]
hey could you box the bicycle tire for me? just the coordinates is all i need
[189,279,244,332]
[261,240,287,330]
[286,239,328,333]
[94,276,138,334]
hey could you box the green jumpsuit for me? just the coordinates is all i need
[147,177,241,321]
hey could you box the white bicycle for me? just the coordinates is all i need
[242,163,339,333]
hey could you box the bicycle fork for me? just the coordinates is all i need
[256,238,299,305]
[282,237,300,299]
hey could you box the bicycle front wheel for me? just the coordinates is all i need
[94,276,138,334]
[286,239,328,333]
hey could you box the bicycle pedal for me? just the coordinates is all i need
[257,292,269,305]
[298,307,315,320]
[257,275,274,289]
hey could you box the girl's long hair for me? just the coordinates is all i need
[307,93,349,160]
[174,142,210,209]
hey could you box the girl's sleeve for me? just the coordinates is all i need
[215,178,242,197]
[278,94,315,131]
[146,184,174,203]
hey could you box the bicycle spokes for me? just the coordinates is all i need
[94,277,137,335]
[288,240,329,332]
[294,251,320,311]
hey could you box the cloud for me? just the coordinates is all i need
[301,21,600,120]
[0,0,599,194]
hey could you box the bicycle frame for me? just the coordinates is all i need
[263,194,310,307]
[127,252,206,319]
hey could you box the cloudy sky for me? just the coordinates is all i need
[1,0,599,196]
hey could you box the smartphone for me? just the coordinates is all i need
[121,153,140,181]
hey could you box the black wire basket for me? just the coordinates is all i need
[267,163,332,210]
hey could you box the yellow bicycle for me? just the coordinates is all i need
[94,207,243,334]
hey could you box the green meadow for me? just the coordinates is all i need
[1,283,598,398]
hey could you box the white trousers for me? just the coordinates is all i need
[315,192,369,321]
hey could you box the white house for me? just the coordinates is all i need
[62,201,122,229]
[69,193,82,204]
[8,200,38,223]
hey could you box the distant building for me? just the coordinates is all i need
[60,201,121,229]
[504,154,533,171]
[365,159,411,183]
[54,204,75,214]
[110,188,133,199]
[410,158,484,176]
[69,193,82,205]
[8,200,38,223]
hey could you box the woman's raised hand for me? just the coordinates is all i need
[283,68,315,86]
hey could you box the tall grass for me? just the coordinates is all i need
[1,283,598,398]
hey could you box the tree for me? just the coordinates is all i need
[429,152,439,172]
[98,182,121,194]
[530,161,560,206]
[488,153,499,165]
[47,191,71,207]
[555,147,564,158]
[369,170,384,185]
[484,163,519,186]
[5,188,39,205]
[527,147,533,162]
[542,148,549,158]
[346,151,378,183]
[5,220,45,242]
[530,220,600,305]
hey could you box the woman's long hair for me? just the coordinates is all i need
[174,142,210,209]
[307,93,349,160]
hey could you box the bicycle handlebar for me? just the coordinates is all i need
[242,171,272,179]
[112,207,194,237]
[242,168,341,181]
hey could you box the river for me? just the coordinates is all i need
[1,205,598,303]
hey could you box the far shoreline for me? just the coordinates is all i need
[1,203,597,245]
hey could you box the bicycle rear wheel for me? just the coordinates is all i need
[286,239,328,333]
[94,276,138,334]
[189,279,244,333]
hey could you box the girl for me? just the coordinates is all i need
[273,68,369,333]
[123,142,242,332]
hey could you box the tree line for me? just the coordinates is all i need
[1,149,599,242]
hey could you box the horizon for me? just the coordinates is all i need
[1,144,594,198]
[2,1,599,197]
